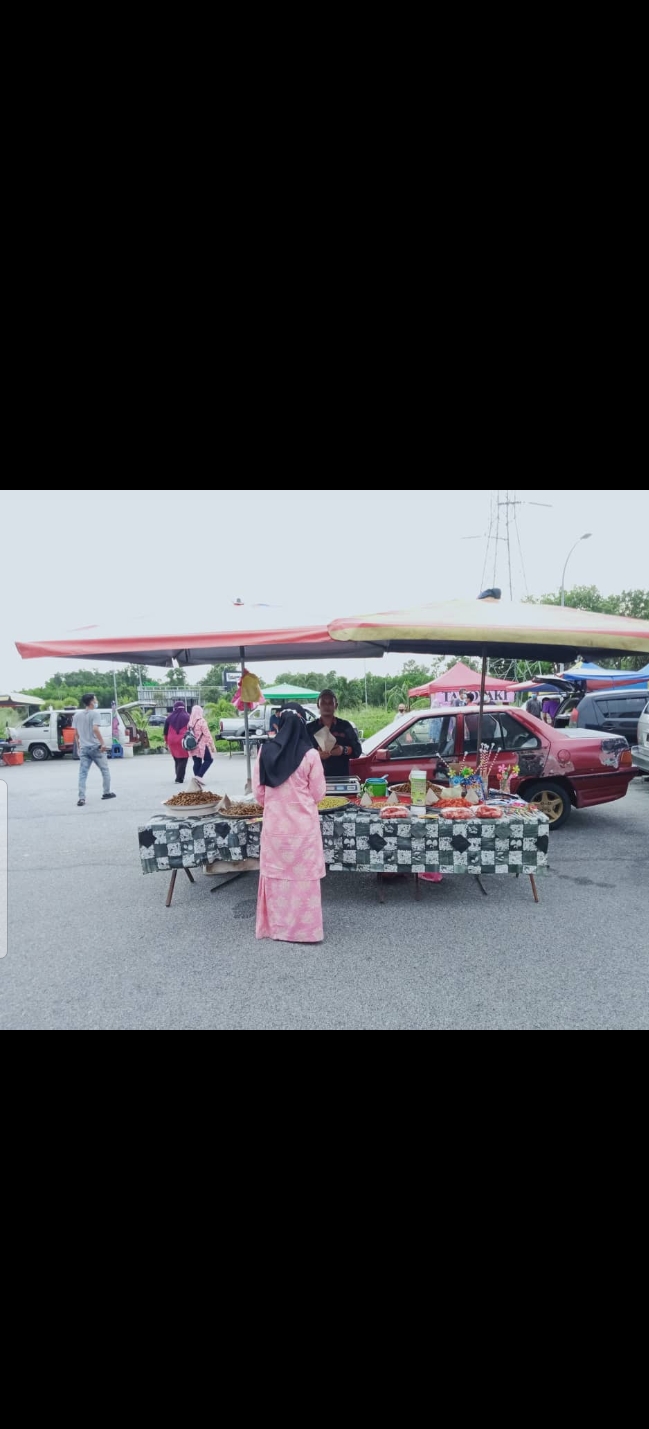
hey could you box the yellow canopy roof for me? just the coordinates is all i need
[328,598,649,661]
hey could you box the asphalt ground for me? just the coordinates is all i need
[2,750,648,1030]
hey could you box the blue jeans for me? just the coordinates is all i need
[192,749,213,778]
[79,745,110,798]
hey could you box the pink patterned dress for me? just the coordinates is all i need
[252,747,327,942]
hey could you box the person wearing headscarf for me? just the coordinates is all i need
[164,701,190,783]
[187,704,216,778]
[252,703,327,943]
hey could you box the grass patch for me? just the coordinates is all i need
[339,705,399,739]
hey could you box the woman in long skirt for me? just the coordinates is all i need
[253,704,327,943]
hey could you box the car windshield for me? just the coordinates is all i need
[362,714,419,754]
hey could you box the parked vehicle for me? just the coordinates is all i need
[219,704,362,747]
[219,703,318,746]
[7,707,139,761]
[555,685,649,743]
[631,699,649,775]
[350,705,640,828]
[148,714,168,727]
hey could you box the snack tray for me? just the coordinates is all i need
[162,800,222,819]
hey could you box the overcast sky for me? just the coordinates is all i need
[3,488,648,692]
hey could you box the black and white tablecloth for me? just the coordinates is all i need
[139,809,549,877]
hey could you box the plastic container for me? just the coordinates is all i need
[410,768,427,805]
[366,777,388,798]
[2,751,24,766]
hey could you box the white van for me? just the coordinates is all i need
[8,707,139,761]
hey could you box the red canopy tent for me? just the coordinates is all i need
[408,660,516,698]
[15,622,384,792]
[15,623,382,667]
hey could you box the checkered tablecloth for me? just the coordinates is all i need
[138,808,549,876]
[138,816,262,873]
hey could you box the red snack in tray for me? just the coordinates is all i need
[473,805,503,819]
[380,805,409,819]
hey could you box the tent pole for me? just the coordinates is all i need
[476,645,488,768]
[241,646,252,794]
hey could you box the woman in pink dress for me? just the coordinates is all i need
[252,705,327,943]
[187,703,216,779]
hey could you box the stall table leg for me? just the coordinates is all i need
[211,870,248,893]
[529,874,540,904]
[476,875,489,897]
[166,866,195,907]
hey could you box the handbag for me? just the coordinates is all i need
[182,728,198,751]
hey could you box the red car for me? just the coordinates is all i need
[350,705,640,828]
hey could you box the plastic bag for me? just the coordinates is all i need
[314,726,337,753]
[240,671,262,704]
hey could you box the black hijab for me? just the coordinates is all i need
[258,704,314,787]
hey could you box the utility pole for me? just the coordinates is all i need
[477,492,553,599]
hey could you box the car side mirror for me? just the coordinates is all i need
[375,748,389,761]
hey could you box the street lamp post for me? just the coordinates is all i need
[559,533,592,671]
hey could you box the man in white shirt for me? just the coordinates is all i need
[72,694,116,807]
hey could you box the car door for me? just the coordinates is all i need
[600,695,647,742]
[460,709,548,784]
[10,711,50,751]
[370,714,457,784]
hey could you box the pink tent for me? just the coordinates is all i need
[408,660,515,698]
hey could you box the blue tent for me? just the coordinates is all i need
[561,661,649,685]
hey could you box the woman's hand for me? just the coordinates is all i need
[331,744,343,757]
[319,748,331,760]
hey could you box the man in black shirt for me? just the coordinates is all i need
[310,689,362,778]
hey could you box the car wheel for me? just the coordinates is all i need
[525,781,571,829]
[30,743,50,762]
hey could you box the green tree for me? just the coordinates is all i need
[129,707,151,748]
[273,671,326,692]
[199,664,240,697]
[525,585,649,670]
[386,682,410,709]
[22,665,141,706]
[165,668,187,687]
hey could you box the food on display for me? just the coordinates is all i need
[164,790,224,808]
[380,805,410,819]
[353,795,406,808]
[221,802,264,819]
[317,797,351,811]
[497,762,520,793]
[477,743,501,797]
[472,805,503,819]
[391,781,438,795]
